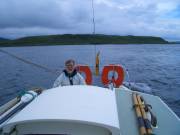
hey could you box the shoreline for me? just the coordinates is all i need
[0,43,178,48]
[0,34,170,47]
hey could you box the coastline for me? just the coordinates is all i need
[0,34,171,47]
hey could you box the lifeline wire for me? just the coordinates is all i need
[0,49,99,75]
[0,49,59,75]
[120,62,132,89]
[1,49,128,78]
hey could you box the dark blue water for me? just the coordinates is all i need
[0,44,180,117]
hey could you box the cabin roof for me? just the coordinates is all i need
[4,85,120,134]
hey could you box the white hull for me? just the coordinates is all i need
[0,85,180,135]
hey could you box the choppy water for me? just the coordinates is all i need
[0,44,180,117]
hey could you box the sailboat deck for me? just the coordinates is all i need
[116,86,180,135]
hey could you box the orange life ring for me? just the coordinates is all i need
[101,65,124,88]
[76,65,92,85]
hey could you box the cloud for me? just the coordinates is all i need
[0,0,90,29]
[0,0,180,40]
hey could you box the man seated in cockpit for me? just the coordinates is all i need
[53,59,86,87]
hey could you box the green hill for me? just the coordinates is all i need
[0,34,169,47]
[0,37,9,42]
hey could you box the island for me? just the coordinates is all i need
[0,34,169,47]
[0,37,9,42]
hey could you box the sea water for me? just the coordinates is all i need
[0,44,180,116]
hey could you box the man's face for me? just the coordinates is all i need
[65,62,75,73]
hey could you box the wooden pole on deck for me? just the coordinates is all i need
[132,93,147,135]
[137,94,153,134]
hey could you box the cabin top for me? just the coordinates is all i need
[3,85,120,135]
[2,85,180,135]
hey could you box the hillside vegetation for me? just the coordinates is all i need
[0,34,169,47]
[0,37,9,42]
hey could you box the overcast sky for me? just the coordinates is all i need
[0,0,180,40]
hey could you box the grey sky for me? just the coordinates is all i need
[0,0,180,40]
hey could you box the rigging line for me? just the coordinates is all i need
[119,61,132,88]
[91,0,96,34]
[0,49,59,75]
[0,49,102,75]
[91,0,98,73]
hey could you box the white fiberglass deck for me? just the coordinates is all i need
[116,86,180,135]
[3,85,120,135]
[1,85,180,135]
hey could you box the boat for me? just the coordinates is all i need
[0,64,180,135]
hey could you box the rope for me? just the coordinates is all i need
[0,49,59,75]
[119,62,132,89]
[0,49,105,77]
[0,49,129,85]
[91,0,96,34]
[91,0,98,74]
